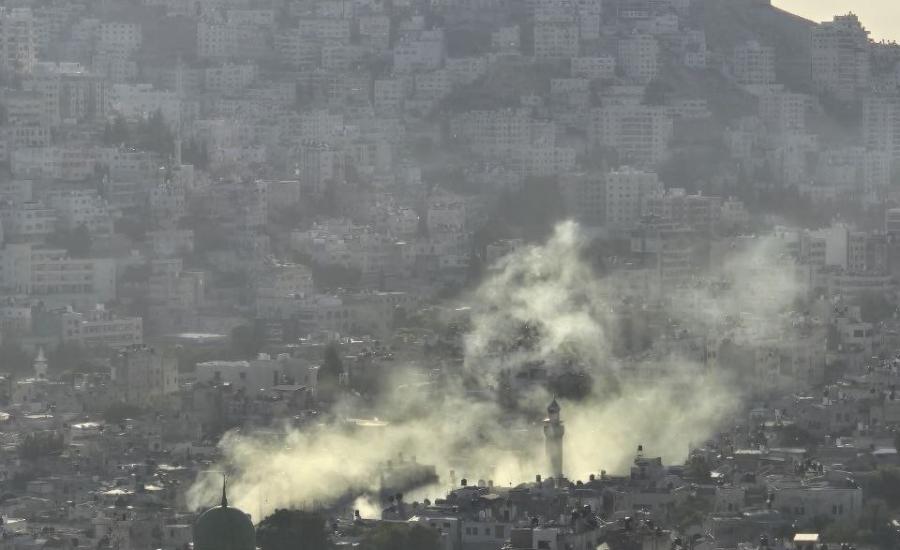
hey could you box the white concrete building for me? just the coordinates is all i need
[589,105,674,167]
[618,34,659,84]
[731,40,776,85]
[0,8,36,75]
[112,346,178,406]
[605,168,664,232]
[811,14,871,101]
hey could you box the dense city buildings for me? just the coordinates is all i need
[0,0,895,549]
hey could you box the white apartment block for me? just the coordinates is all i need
[11,146,97,181]
[197,21,269,60]
[99,22,142,52]
[571,56,616,80]
[274,29,320,68]
[44,189,114,235]
[393,30,445,73]
[589,105,674,167]
[0,201,55,242]
[618,34,659,84]
[62,306,143,349]
[0,244,116,307]
[446,57,488,86]
[359,15,390,50]
[298,17,352,42]
[204,63,257,94]
[491,25,520,53]
[110,83,182,127]
[811,14,871,102]
[731,40,775,85]
[374,78,406,113]
[758,89,810,133]
[450,108,556,159]
[0,8,36,75]
[226,9,276,27]
[604,168,664,232]
[863,93,900,163]
[534,20,579,60]
[112,346,178,406]
[149,229,195,257]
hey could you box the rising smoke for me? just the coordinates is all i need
[187,221,802,519]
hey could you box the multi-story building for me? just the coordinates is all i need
[605,168,664,232]
[111,346,178,406]
[0,200,56,242]
[645,189,723,231]
[731,40,776,85]
[0,244,116,307]
[862,92,900,164]
[0,8,36,75]
[197,21,270,60]
[59,306,143,348]
[98,22,141,52]
[204,63,257,94]
[811,14,871,101]
[534,19,579,60]
[618,34,659,84]
[589,105,674,167]
[110,83,181,127]
[571,56,616,80]
[757,89,810,133]
[393,29,445,72]
[44,189,114,235]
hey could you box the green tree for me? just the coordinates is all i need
[103,402,142,424]
[256,509,329,550]
[318,343,343,398]
[856,291,896,323]
[47,341,90,373]
[360,523,440,550]
[48,224,92,257]
[230,324,266,358]
[111,114,130,145]
[18,431,65,460]
[685,455,712,481]
[0,339,32,378]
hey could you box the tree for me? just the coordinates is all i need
[685,455,712,481]
[103,402,142,424]
[0,339,32,378]
[230,324,266,358]
[856,291,896,323]
[256,509,329,550]
[110,114,130,145]
[318,343,343,399]
[18,431,65,460]
[47,341,90,373]
[48,224,92,257]
[360,523,440,550]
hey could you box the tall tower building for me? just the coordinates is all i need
[33,347,47,380]
[543,398,565,479]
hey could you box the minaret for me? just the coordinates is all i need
[543,398,565,479]
[33,347,47,380]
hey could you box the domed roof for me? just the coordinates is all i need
[193,482,256,550]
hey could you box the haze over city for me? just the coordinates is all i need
[0,0,899,549]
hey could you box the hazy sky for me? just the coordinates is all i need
[772,1,900,42]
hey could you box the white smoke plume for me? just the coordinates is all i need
[187,221,802,519]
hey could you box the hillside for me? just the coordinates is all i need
[696,0,817,91]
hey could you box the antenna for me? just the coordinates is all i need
[221,474,228,507]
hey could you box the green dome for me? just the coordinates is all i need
[193,486,256,550]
